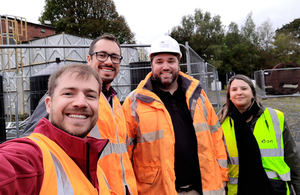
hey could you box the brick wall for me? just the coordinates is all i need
[26,23,56,42]
[1,17,56,43]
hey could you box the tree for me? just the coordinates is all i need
[276,18,300,40]
[273,18,300,64]
[241,12,258,45]
[273,32,300,64]
[257,19,274,51]
[169,9,299,86]
[170,8,225,62]
[226,22,242,48]
[39,0,135,43]
[169,14,195,44]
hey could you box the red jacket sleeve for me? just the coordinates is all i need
[0,138,44,194]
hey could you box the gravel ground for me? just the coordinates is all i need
[217,91,300,151]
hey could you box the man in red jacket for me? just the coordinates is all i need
[22,34,137,195]
[0,64,114,194]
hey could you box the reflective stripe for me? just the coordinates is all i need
[209,123,219,133]
[31,137,75,194]
[267,171,291,181]
[194,122,209,133]
[188,82,203,120]
[229,177,238,185]
[266,171,291,181]
[50,152,75,194]
[268,108,281,135]
[217,159,228,168]
[129,91,140,138]
[194,122,219,134]
[200,94,208,120]
[203,187,225,195]
[100,142,128,157]
[89,124,101,138]
[137,129,164,143]
[136,93,156,103]
[260,148,284,157]
[129,91,139,116]
[268,108,282,150]
[190,99,197,120]
[228,157,239,165]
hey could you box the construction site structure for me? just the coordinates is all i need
[1,15,28,119]
[1,15,27,72]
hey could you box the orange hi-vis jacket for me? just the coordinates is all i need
[89,93,137,195]
[122,72,229,195]
[28,133,115,195]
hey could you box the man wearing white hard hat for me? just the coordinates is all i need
[122,35,229,195]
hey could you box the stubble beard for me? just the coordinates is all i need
[155,71,179,89]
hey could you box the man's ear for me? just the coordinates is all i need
[45,96,51,114]
[87,54,91,65]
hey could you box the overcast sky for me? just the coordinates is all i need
[1,0,299,44]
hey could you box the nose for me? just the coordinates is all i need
[162,62,170,70]
[237,88,242,94]
[73,93,88,108]
[104,56,113,65]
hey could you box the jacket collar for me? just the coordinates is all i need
[33,118,109,187]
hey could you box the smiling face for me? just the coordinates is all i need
[45,71,100,138]
[151,53,180,93]
[87,39,121,90]
[229,79,254,113]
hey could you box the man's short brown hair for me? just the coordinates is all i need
[48,63,102,97]
[89,33,121,55]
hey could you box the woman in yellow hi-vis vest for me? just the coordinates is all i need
[218,74,300,195]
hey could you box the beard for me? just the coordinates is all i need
[51,119,96,138]
[49,108,97,139]
[101,76,114,85]
[153,70,179,89]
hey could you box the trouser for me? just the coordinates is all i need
[177,184,201,195]
[178,190,200,195]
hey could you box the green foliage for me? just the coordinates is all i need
[39,0,135,43]
[169,10,300,87]
[276,18,300,40]
[273,32,300,63]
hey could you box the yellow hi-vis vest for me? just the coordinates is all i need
[222,107,291,195]
[28,133,115,195]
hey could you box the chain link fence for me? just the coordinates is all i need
[0,34,221,141]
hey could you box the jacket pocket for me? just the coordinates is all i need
[134,165,160,184]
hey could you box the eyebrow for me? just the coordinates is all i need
[155,57,177,61]
[231,85,249,88]
[94,51,120,55]
[61,87,98,94]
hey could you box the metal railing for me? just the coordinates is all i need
[0,40,221,141]
[254,68,300,98]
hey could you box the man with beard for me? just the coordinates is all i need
[122,35,228,195]
[0,64,114,194]
[22,34,137,195]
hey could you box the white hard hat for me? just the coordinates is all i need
[149,35,182,59]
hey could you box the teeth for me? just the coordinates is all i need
[68,114,87,119]
[102,69,112,72]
